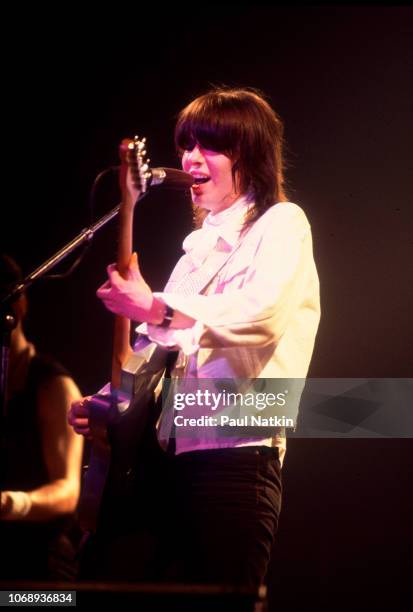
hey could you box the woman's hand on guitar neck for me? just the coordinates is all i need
[96,252,165,324]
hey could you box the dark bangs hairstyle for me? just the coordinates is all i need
[175,87,288,227]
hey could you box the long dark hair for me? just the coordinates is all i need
[175,87,287,227]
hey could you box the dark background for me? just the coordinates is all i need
[2,5,412,610]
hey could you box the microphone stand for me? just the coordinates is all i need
[0,203,122,502]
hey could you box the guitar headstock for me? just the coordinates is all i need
[120,135,150,198]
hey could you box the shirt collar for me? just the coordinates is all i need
[182,194,253,267]
[202,194,253,247]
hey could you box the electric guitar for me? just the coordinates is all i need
[79,137,168,534]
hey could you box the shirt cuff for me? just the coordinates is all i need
[135,317,204,356]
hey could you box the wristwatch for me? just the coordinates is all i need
[160,303,174,328]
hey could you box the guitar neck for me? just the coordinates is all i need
[110,136,148,390]
[111,204,134,389]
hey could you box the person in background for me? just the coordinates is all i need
[0,254,84,580]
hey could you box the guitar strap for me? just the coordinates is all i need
[163,226,251,297]
[155,228,255,450]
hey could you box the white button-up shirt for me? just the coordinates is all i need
[138,196,321,461]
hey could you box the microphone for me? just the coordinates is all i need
[147,167,194,190]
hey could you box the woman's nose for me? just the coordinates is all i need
[188,144,204,163]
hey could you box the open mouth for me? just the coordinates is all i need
[193,177,210,185]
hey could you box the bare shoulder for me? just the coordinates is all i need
[37,375,82,420]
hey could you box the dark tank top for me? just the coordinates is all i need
[1,354,80,580]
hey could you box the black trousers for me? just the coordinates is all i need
[80,422,282,588]
[172,445,282,587]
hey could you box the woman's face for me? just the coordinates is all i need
[182,144,241,214]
